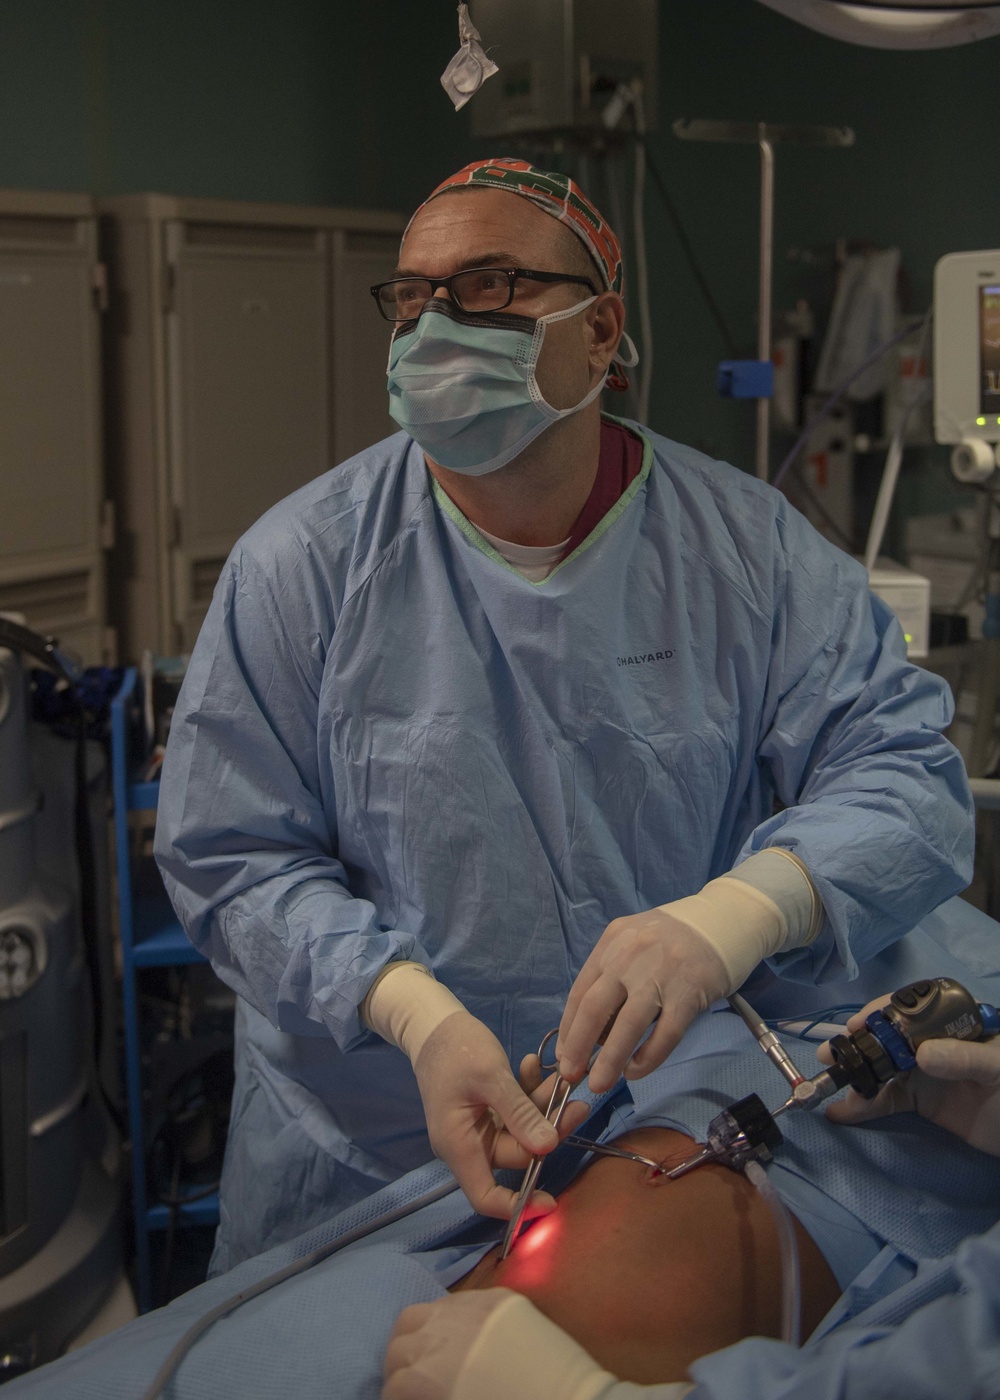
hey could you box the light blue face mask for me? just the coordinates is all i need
[386,299,638,476]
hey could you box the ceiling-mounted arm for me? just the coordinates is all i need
[757,0,1000,49]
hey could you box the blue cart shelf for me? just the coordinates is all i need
[110,668,219,1312]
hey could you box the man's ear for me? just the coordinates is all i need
[588,293,627,370]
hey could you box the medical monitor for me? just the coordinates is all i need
[934,249,1000,448]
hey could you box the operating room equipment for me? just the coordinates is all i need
[467,0,658,142]
[501,1029,580,1260]
[674,119,854,480]
[0,624,122,1374]
[563,1136,667,1172]
[758,0,1000,51]
[934,249,1000,484]
[744,1157,803,1347]
[673,977,1000,1179]
[139,1174,463,1400]
[600,978,1000,1297]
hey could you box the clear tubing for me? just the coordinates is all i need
[744,1159,801,1347]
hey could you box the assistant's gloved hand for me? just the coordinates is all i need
[382,1291,514,1400]
[557,850,822,1094]
[819,997,1000,1157]
[382,1289,694,1400]
[364,963,589,1218]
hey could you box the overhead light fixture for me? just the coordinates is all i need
[757,0,1000,48]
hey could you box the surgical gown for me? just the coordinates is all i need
[155,417,973,1270]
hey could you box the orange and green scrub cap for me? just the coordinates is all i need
[410,157,625,298]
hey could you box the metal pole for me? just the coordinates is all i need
[756,127,775,480]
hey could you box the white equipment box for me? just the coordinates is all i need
[867,558,931,660]
[934,249,1000,481]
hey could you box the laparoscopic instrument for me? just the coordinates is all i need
[568,978,1000,1192]
[502,1020,626,1259]
[520,977,1000,1345]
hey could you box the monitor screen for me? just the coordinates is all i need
[981,284,1000,417]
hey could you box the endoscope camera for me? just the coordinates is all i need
[827,977,1000,1100]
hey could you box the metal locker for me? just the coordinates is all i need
[101,195,406,660]
[164,221,330,648]
[331,229,399,464]
[0,192,108,665]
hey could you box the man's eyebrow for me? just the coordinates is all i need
[391,252,524,278]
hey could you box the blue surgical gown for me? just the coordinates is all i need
[155,418,973,1270]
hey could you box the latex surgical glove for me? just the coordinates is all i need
[414,1016,590,1218]
[382,1291,513,1400]
[363,963,588,1218]
[382,1289,694,1400]
[558,851,822,1094]
[819,997,1000,1157]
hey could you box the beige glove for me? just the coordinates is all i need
[558,849,822,1092]
[382,1288,695,1400]
[364,963,588,1218]
[820,995,1000,1156]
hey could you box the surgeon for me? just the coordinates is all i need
[155,157,973,1273]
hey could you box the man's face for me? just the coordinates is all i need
[397,188,612,412]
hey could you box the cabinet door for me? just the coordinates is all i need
[165,221,330,648]
[0,216,106,663]
[331,230,399,464]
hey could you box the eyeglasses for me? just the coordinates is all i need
[370,266,598,322]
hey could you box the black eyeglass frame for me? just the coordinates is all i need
[369,266,599,322]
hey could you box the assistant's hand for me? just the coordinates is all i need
[414,1013,590,1218]
[556,907,731,1094]
[382,1290,513,1400]
[819,997,1000,1156]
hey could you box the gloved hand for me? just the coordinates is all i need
[364,963,589,1218]
[414,1014,591,1218]
[557,853,821,1094]
[557,908,731,1094]
[382,1290,513,1400]
[819,997,1000,1157]
[383,1289,694,1400]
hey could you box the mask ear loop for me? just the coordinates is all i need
[607,330,640,394]
[524,296,602,410]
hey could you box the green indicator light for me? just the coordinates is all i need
[977,416,987,426]
[996,417,1000,426]
[904,633,913,643]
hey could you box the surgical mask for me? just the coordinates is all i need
[386,298,638,476]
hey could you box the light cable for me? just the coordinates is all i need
[139,1177,460,1400]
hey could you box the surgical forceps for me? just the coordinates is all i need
[501,1029,575,1260]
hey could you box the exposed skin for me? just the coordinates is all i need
[396,187,627,547]
[450,1125,841,1385]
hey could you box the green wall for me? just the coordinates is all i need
[0,0,997,499]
